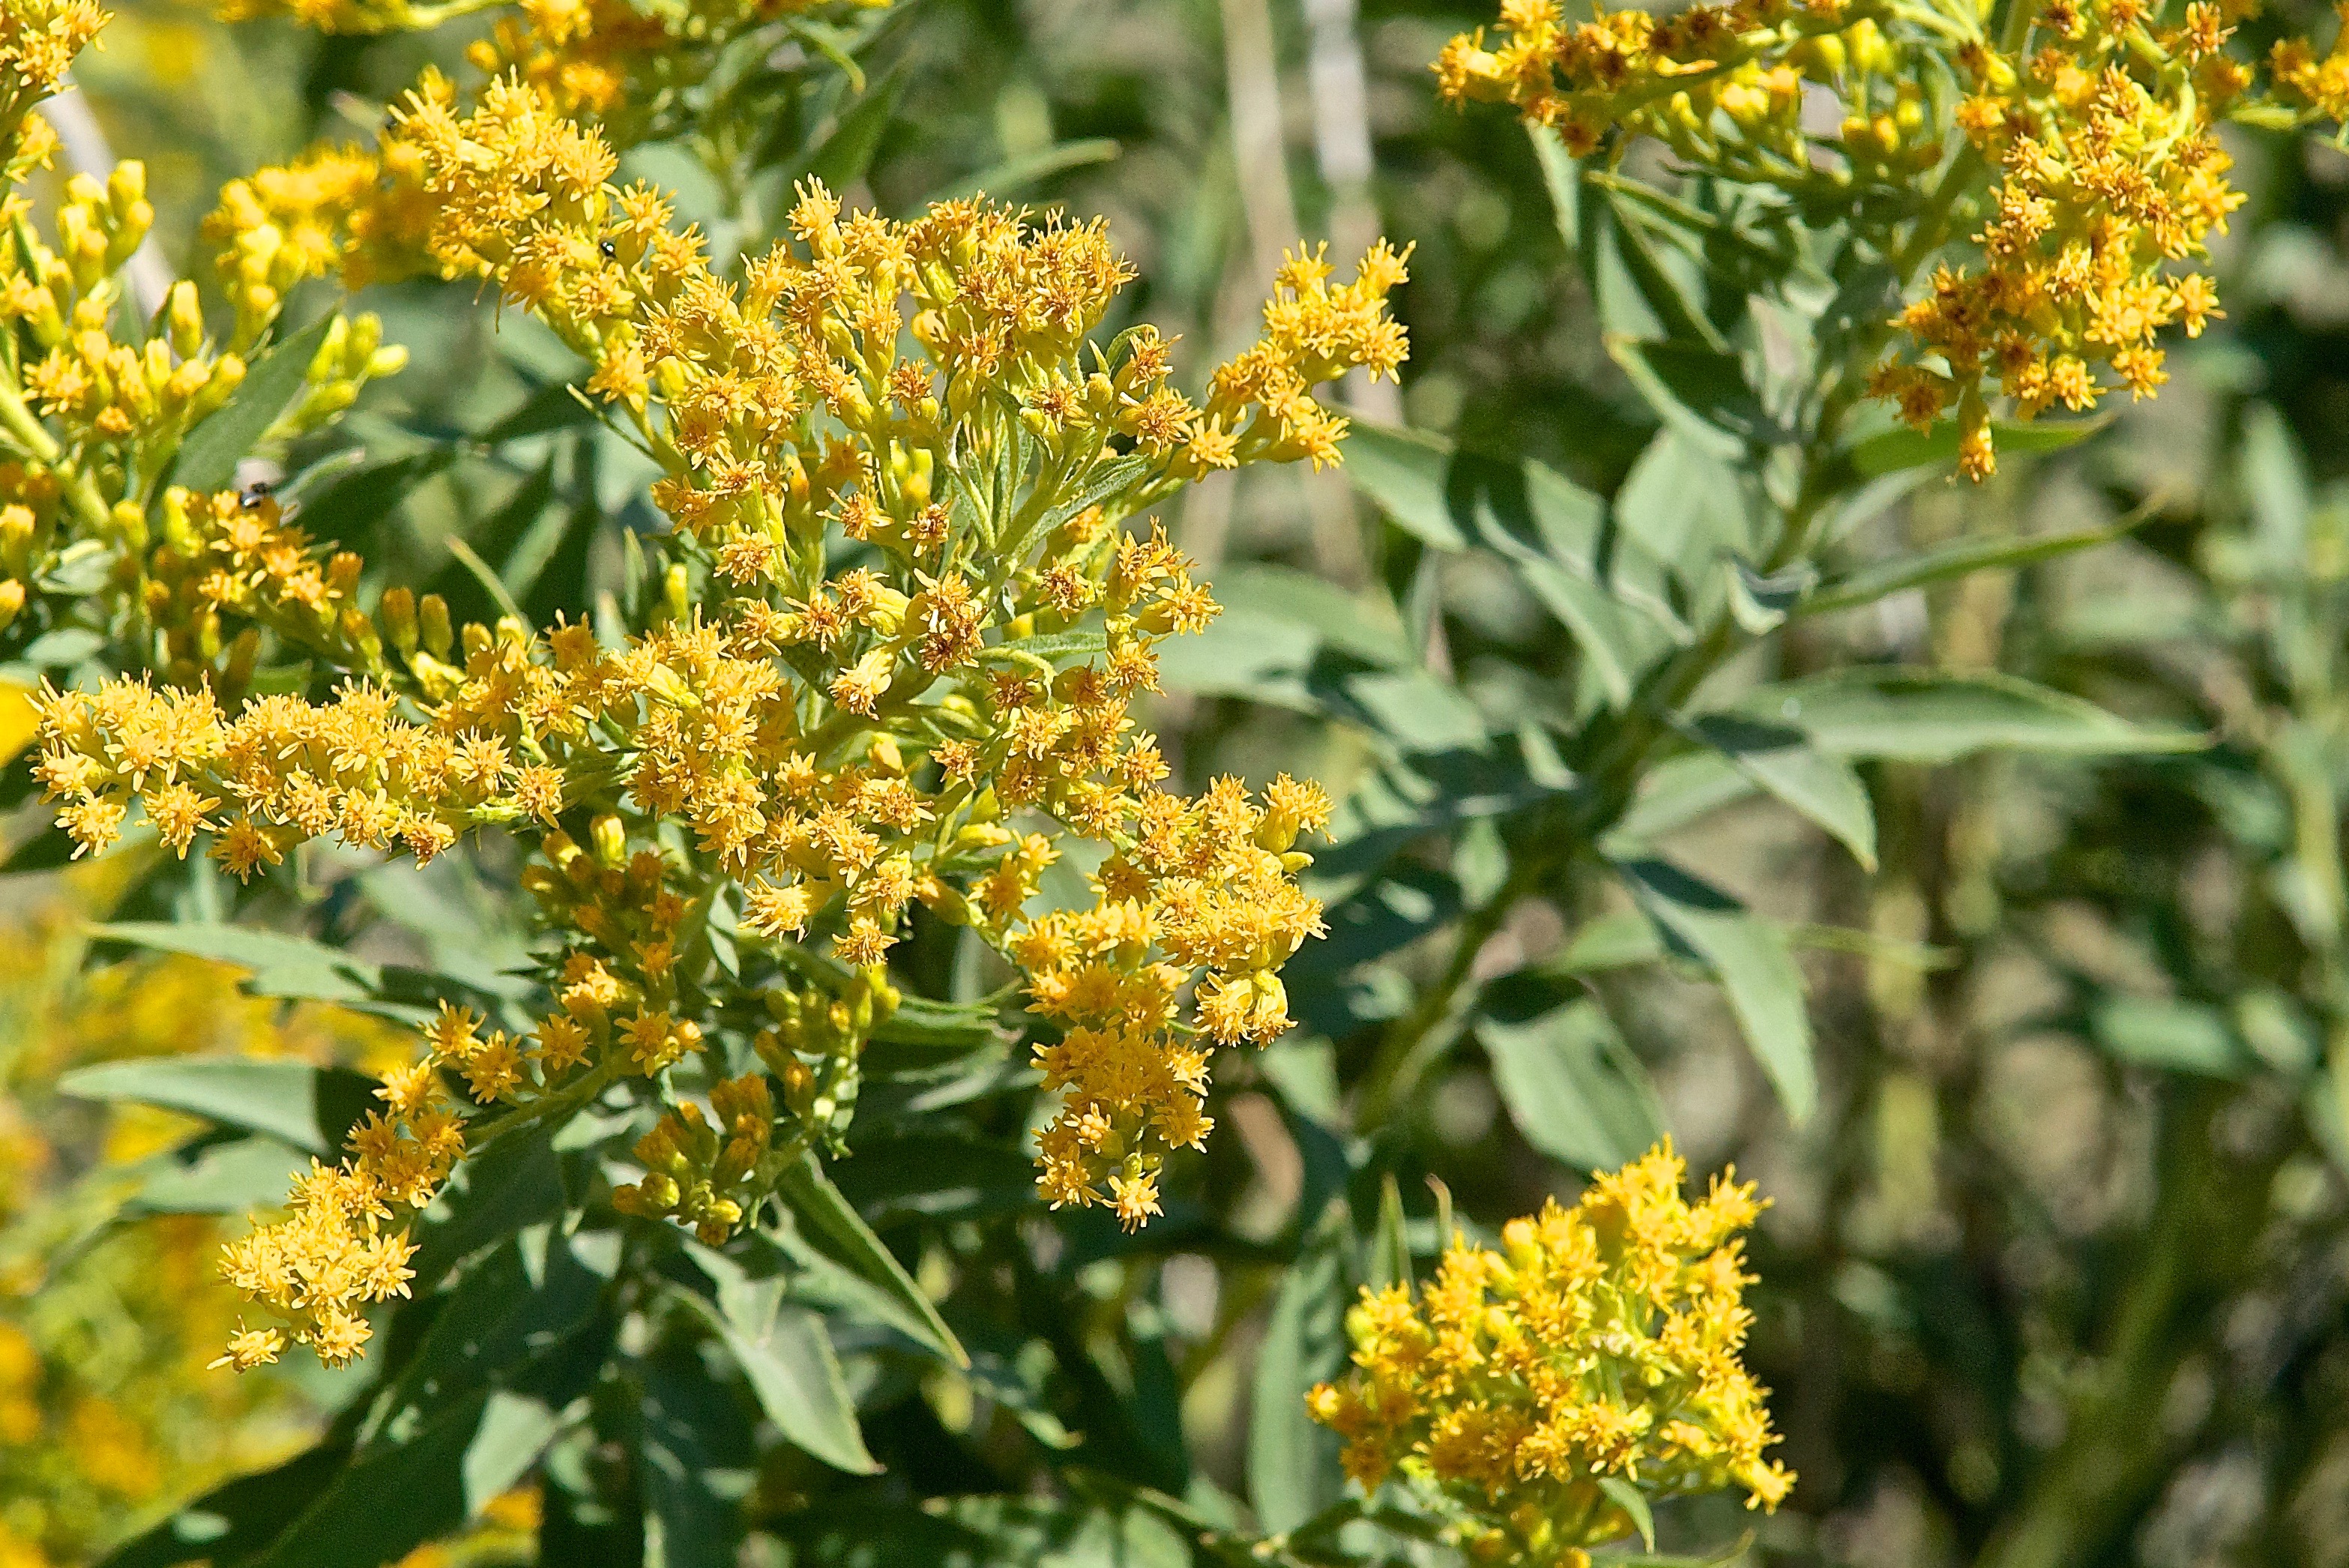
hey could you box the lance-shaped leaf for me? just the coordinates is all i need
[1802,519,2143,618]
[1481,989,1668,1172]
[687,1275,878,1475]
[774,1151,968,1367]
[1248,1204,1351,1534]
[172,313,339,493]
[1617,858,1816,1123]
[58,1057,378,1157]
[1342,422,1686,699]
[1734,668,2204,764]
[1684,714,1877,870]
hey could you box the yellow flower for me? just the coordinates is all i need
[1309,1144,1794,1561]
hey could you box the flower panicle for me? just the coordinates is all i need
[1307,1142,1793,1560]
[26,71,1408,1369]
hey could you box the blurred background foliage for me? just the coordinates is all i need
[10,0,2349,1564]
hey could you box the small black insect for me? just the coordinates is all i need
[600,240,618,261]
[238,480,274,510]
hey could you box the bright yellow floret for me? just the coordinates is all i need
[1308,1143,1793,1563]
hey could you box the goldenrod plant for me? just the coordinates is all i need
[7,0,2349,1562]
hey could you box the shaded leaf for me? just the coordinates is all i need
[1847,414,2108,478]
[58,1057,377,1157]
[175,315,338,494]
[1605,336,1788,453]
[1736,669,2204,764]
[1482,995,1668,1172]
[97,1439,352,1568]
[774,1152,968,1367]
[636,1345,756,1568]
[803,70,905,193]
[1247,1207,1349,1534]
[1617,859,1816,1123]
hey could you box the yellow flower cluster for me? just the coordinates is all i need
[0,163,405,655]
[0,0,102,171]
[1308,1145,1792,1563]
[214,0,883,42]
[1435,0,1899,168]
[32,68,1405,1358]
[1436,0,2349,480]
[1872,0,2252,477]
[2271,6,2349,121]
[467,0,892,122]
[197,0,897,337]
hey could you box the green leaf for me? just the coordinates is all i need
[774,1152,968,1367]
[128,1136,310,1215]
[478,381,598,445]
[286,449,457,549]
[2092,995,2252,1077]
[1247,1205,1349,1534]
[1342,422,1685,689]
[86,919,515,1022]
[1605,336,1787,455]
[1847,414,2108,478]
[1,819,85,875]
[1369,1173,1411,1291]
[247,1387,562,1568]
[940,137,1121,201]
[689,1275,879,1474]
[365,1229,614,1450]
[636,1345,756,1568]
[803,70,905,194]
[1613,426,1749,590]
[1736,669,2205,764]
[34,540,115,595]
[1553,911,1670,974]
[1608,751,1761,846]
[1617,859,1816,1123]
[407,1123,567,1289]
[1528,124,1584,251]
[1687,714,1877,869]
[58,1057,377,1157]
[1210,563,1411,669]
[1599,188,1728,352]
[97,1438,352,1568]
[1598,1476,1658,1552]
[1803,520,2141,617]
[88,920,380,1004]
[1482,996,1668,1172]
[174,314,339,494]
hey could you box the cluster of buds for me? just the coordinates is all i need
[1435,0,1906,172]
[0,151,405,675]
[612,1074,778,1243]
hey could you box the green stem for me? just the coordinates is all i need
[462,1053,626,1150]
